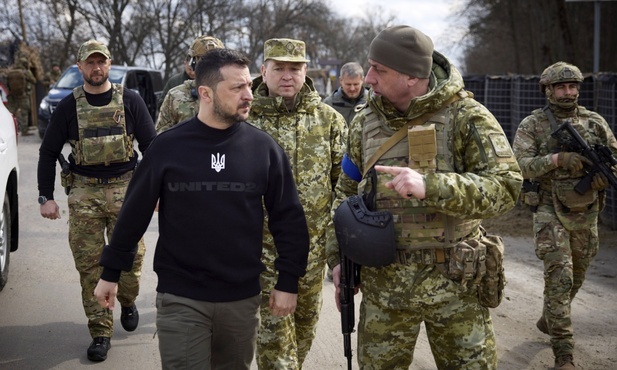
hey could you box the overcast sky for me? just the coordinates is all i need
[329,0,466,70]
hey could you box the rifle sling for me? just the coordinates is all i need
[543,105,562,153]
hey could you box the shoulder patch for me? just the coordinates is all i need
[489,133,515,158]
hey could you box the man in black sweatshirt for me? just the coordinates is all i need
[94,48,309,369]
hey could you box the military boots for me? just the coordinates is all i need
[555,354,575,370]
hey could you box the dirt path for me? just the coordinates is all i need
[483,207,617,370]
[300,206,617,370]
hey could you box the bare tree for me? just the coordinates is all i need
[75,0,141,65]
[35,0,84,69]
[237,0,336,71]
[459,0,617,74]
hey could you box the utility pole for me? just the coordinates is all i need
[18,0,27,41]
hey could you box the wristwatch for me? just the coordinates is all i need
[38,196,48,205]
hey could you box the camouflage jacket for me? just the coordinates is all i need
[156,79,198,133]
[512,104,617,228]
[249,75,347,259]
[158,70,191,108]
[326,51,523,268]
[513,104,617,182]
[44,69,62,88]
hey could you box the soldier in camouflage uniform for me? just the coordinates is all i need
[43,62,62,91]
[6,56,37,135]
[37,40,156,362]
[249,38,347,369]
[512,62,617,370]
[156,35,224,132]
[326,25,522,369]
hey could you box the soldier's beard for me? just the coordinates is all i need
[85,73,108,87]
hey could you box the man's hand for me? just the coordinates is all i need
[591,172,609,191]
[334,263,360,312]
[40,200,61,220]
[374,165,426,199]
[269,289,297,317]
[558,152,592,173]
[333,264,342,311]
[94,279,119,310]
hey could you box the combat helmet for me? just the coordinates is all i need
[539,62,583,93]
[188,36,224,59]
[187,36,224,71]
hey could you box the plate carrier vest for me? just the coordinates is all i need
[361,91,481,252]
[70,83,134,166]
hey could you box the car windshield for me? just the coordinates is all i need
[54,66,125,89]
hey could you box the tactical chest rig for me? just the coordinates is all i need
[361,90,481,265]
[535,107,603,227]
[70,84,134,166]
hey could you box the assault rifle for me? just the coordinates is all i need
[57,153,71,195]
[551,120,617,194]
[339,252,360,370]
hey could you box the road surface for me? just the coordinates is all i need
[0,133,616,369]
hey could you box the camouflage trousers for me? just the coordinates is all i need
[358,262,497,370]
[533,205,599,358]
[6,95,30,134]
[256,245,324,370]
[68,178,146,339]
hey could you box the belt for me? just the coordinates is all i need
[73,171,133,185]
[396,248,448,265]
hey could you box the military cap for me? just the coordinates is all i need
[188,36,225,58]
[369,25,434,78]
[77,40,111,61]
[263,38,310,63]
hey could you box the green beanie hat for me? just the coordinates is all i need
[368,25,434,78]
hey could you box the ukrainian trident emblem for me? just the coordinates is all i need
[211,153,225,172]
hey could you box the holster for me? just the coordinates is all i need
[60,171,73,195]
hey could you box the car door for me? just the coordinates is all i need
[124,70,157,120]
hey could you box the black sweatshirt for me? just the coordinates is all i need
[99,117,310,302]
[37,86,156,200]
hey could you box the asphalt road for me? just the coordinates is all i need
[1,131,616,369]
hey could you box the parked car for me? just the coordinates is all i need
[0,100,20,291]
[37,65,164,139]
